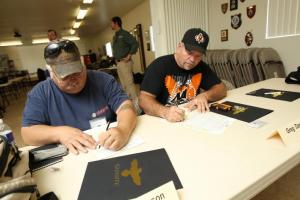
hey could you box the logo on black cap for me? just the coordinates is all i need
[181,28,209,54]
[195,33,205,44]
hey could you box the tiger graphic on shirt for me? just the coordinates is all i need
[165,73,202,105]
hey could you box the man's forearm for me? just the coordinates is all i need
[116,101,137,136]
[21,125,60,146]
[139,92,168,119]
[203,83,227,102]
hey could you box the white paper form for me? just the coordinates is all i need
[84,123,144,159]
[182,110,235,135]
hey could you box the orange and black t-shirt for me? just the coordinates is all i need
[141,54,221,105]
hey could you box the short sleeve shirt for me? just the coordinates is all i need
[140,54,221,105]
[22,70,128,131]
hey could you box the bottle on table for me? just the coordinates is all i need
[0,119,16,146]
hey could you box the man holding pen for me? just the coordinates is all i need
[139,28,227,122]
[22,40,136,154]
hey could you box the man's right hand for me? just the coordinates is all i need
[163,106,185,122]
[57,126,97,155]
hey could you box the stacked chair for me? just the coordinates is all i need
[258,48,286,79]
[203,47,286,89]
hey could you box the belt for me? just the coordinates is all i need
[116,59,124,62]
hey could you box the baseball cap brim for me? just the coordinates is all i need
[52,60,83,79]
[184,43,206,55]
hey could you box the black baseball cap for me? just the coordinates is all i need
[181,28,209,55]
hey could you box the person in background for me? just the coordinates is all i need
[22,40,137,154]
[88,49,97,63]
[45,29,60,78]
[139,28,227,122]
[47,29,58,42]
[7,60,16,72]
[111,16,140,112]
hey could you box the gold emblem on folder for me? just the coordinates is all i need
[233,105,247,115]
[264,91,284,98]
[121,159,142,186]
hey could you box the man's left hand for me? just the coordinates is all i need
[123,54,132,62]
[98,127,130,150]
[184,93,210,113]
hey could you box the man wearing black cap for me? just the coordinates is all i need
[21,40,137,154]
[139,28,227,122]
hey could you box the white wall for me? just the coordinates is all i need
[0,45,45,73]
[0,40,89,73]
[208,0,300,74]
[88,0,155,73]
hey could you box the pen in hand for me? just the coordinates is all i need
[96,121,111,149]
[106,121,111,131]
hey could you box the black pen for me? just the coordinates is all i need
[96,121,111,149]
[106,121,111,131]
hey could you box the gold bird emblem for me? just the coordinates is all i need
[121,159,142,186]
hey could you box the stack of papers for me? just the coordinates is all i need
[182,111,235,135]
[84,124,144,159]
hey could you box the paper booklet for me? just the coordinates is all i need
[77,148,183,200]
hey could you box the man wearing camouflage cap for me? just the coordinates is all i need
[22,40,136,154]
[139,28,227,122]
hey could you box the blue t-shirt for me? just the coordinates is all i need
[22,70,128,131]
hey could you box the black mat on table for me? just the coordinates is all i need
[246,88,300,102]
[210,101,273,123]
[78,148,182,200]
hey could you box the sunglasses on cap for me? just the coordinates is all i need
[44,40,79,60]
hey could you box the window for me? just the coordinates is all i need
[266,0,300,39]
[105,42,113,57]
[149,26,155,51]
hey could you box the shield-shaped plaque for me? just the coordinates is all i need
[247,5,256,18]
[221,3,228,14]
[230,0,238,10]
[245,32,253,46]
[231,14,242,29]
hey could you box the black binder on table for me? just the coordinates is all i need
[246,88,300,102]
[210,101,273,123]
[78,148,183,200]
[29,144,68,171]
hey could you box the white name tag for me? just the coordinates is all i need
[131,181,179,200]
[268,118,300,146]
[89,117,107,129]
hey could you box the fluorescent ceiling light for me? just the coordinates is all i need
[62,36,80,41]
[73,21,82,29]
[77,8,88,19]
[83,0,93,4]
[32,38,49,44]
[0,41,23,46]
[70,29,76,35]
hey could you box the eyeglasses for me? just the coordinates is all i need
[44,40,78,59]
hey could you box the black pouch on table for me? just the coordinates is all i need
[29,144,68,171]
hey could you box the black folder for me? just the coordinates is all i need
[247,88,300,102]
[78,148,183,200]
[210,101,273,123]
